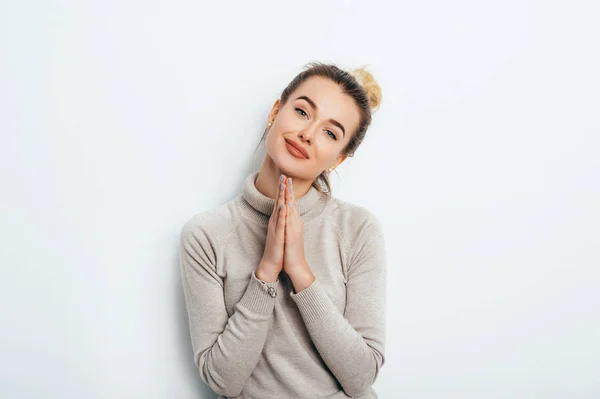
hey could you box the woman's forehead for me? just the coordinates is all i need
[293,76,342,98]
[290,76,360,130]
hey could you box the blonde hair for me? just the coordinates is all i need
[348,66,382,112]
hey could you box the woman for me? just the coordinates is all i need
[180,62,387,398]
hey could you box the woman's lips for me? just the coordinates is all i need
[285,141,308,159]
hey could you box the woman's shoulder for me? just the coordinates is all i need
[325,197,384,243]
[326,196,382,228]
[180,200,237,247]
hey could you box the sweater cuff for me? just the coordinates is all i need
[236,270,279,315]
[289,276,337,324]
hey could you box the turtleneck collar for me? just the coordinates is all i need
[238,171,329,225]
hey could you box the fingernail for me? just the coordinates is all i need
[280,183,284,190]
[280,175,284,182]
[280,204,284,210]
[287,177,292,186]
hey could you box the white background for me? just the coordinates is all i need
[1,0,599,398]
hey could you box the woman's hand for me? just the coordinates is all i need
[256,174,288,283]
[283,177,315,291]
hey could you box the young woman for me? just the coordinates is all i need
[180,62,387,398]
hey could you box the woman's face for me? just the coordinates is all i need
[265,76,361,181]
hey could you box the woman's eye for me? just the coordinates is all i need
[295,107,336,140]
[295,108,307,118]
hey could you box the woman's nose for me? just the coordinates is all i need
[299,134,310,144]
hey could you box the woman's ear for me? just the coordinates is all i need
[267,99,281,124]
[334,154,348,169]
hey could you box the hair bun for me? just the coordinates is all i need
[349,66,382,112]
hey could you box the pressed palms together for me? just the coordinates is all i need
[256,174,315,292]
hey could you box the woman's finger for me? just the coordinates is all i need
[272,174,285,223]
[284,177,291,229]
[287,177,296,214]
[272,174,284,216]
[276,176,287,226]
[270,177,279,217]
[277,190,287,234]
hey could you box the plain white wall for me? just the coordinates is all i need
[1,0,599,398]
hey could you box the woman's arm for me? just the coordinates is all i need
[289,221,387,397]
[179,223,278,398]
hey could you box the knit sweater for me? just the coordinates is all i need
[179,171,387,398]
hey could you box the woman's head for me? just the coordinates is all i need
[256,61,382,195]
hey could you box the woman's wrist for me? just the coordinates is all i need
[256,264,279,283]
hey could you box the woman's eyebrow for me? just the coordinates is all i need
[296,95,318,110]
[294,95,346,137]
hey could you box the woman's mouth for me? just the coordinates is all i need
[285,141,309,159]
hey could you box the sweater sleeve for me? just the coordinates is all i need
[179,222,279,398]
[289,220,387,397]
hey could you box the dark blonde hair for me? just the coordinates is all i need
[255,61,382,195]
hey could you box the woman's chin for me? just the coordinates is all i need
[273,153,311,178]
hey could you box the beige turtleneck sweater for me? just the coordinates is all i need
[179,171,387,398]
